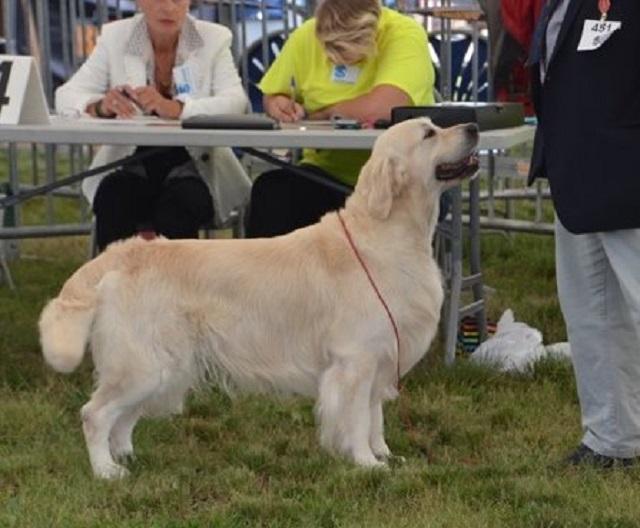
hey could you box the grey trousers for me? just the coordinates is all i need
[556,219,640,458]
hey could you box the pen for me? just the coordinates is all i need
[120,88,144,112]
[290,77,297,117]
[121,86,160,117]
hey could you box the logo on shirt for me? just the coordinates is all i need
[331,64,360,84]
[334,65,347,80]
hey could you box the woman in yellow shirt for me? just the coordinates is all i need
[246,0,435,237]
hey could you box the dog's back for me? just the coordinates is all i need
[40,230,348,392]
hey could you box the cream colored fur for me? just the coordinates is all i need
[39,118,478,479]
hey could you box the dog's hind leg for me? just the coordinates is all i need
[317,360,384,467]
[82,377,159,479]
[369,380,399,460]
[109,406,143,464]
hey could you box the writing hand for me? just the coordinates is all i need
[133,86,183,120]
[95,85,138,119]
[265,95,306,123]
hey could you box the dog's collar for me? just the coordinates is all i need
[336,211,401,387]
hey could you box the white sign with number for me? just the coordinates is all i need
[0,55,50,125]
[577,20,622,52]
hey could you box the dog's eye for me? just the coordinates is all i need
[424,129,436,139]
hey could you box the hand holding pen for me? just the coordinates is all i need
[93,85,138,119]
[93,85,182,120]
[265,94,305,123]
[264,77,305,123]
[132,85,183,119]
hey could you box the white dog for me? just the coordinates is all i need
[39,118,479,479]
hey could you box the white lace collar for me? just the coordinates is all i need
[125,14,204,64]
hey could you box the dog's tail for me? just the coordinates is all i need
[39,249,119,373]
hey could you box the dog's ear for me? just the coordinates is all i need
[359,154,408,220]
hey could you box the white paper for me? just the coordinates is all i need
[68,115,178,126]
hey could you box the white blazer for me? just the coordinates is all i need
[55,14,251,226]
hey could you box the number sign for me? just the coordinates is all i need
[0,55,50,125]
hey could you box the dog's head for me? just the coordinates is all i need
[355,118,479,220]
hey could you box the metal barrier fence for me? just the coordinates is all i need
[0,0,311,242]
[2,1,311,105]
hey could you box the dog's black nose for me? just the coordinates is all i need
[465,123,479,137]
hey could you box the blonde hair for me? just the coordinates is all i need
[315,0,381,65]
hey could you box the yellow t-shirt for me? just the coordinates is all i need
[258,8,435,186]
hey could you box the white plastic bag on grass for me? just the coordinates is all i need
[470,309,546,373]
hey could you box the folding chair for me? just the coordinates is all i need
[427,29,490,362]
[240,30,287,113]
[428,29,490,102]
[435,182,487,364]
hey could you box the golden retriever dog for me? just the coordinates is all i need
[39,118,479,479]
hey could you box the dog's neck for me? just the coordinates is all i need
[341,181,440,256]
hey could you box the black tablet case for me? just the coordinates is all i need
[391,103,525,131]
[182,114,280,130]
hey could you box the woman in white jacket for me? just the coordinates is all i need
[56,0,249,251]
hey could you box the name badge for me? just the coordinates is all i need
[173,63,196,99]
[331,64,360,84]
[577,19,621,51]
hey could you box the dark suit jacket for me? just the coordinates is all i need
[528,0,640,233]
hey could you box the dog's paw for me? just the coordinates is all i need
[371,442,392,460]
[113,451,136,465]
[110,442,135,465]
[110,436,135,462]
[353,452,388,469]
[94,462,130,480]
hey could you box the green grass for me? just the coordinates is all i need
[2,154,640,527]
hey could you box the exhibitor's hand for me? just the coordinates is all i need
[95,85,138,119]
[265,95,305,123]
[132,86,183,120]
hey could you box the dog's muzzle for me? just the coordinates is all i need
[435,152,480,181]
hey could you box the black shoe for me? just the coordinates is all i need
[563,444,636,469]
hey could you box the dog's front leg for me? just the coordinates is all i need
[317,360,385,468]
[369,399,392,460]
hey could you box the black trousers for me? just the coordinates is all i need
[93,169,214,252]
[246,165,453,238]
[246,166,348,238]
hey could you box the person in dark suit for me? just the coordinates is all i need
[529,0,640,468]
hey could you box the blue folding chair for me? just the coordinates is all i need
[428,30,489,102]
[241,30,287,113]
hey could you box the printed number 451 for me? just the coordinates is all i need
[590,22,612,33]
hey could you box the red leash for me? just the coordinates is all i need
[336,211,401,388]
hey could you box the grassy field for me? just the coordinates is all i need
[2,160,640,527]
